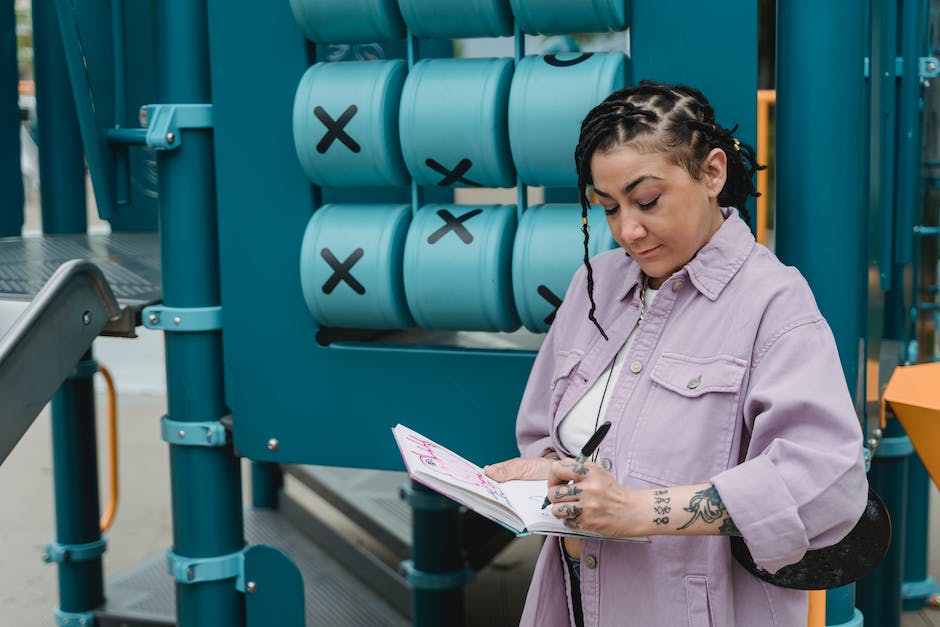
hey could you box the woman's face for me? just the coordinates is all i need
[590,144,727,288]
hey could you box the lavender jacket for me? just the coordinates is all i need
[516,211,867,627]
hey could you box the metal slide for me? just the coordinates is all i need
[0,259,122,465]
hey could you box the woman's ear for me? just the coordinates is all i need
[702,147,727,200]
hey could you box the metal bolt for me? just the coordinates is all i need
[41,552,50,563]
[267,438,279,452]
[186,566,195,581]
[82,311,92,325]
[871,428,883,439]
[867,437,879,451]
[206,429,213,442]
[148,313,160,325]
[929,61,937,72]
[178,429,186,439]
[173,316,182,326]
[246,581,257,594]
[139,107,149,127]
[166,131,176,144]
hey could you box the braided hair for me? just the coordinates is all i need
[574,80,764,339]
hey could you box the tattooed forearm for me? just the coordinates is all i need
[652,489,671,526]
[718,517,741,536]
[677,486,726,531]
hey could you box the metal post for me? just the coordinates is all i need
[251,462,282,509]
[48,351,105,617]
[31,0,85,234]
[776,1,868,623]
[153,2,244,626]
[857,419,910,627]
[0,0,23,236]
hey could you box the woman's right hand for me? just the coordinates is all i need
[484,456,556,482]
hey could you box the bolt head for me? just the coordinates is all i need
[867,438,879,450]
[267,438,279,452]
[41,552,50,563]
[186,566,195,581]
[148,313,159,325]
[139,107,149,127]
[871,428,883,439]
[178,429,186,439]
[82,311,92,325]
[173,316,182,326]
[929,61,937,72]
[166,131,176,144]
[246,581,257,593]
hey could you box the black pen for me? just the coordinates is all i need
[542,421,612,509]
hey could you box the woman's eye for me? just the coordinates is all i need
[603,205,618,216]
[638,195,661,210]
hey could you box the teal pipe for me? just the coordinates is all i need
[153,2,244,626]
[410,481,464,627]
[902,456,939,609]
[50,353,105,613]
[250,462,282,509]
[856,420,911,627]
[775,1,867,622]
[0,0,23,236]
[31,0,85,234]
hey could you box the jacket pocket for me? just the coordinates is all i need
[629,352,746,486]
[685,576,713,627]
[549,350,584,419]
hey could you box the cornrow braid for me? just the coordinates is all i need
[573,80,766,339]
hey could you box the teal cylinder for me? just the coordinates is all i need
[288,0,405,44]
[508,52,626,187]
[293,60,409,188]
[301,204,414,328]
[400,58,515,189]
[512,203,617,332]
[508,0,627,35]
[397,0,512,39]
[404,204,520,331]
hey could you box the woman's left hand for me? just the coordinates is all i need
[546,458,643,538]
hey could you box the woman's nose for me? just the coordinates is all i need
[620,216,646,242]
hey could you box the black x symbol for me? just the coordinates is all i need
[544,53,594,67]
[320,247,366,295]
[427,209,483,245]
[537,285,563,325]
[425,158,482,187]
[314,105,361,154]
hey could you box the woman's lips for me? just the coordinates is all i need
[633,245,660,257]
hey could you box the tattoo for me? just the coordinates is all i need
[719,517,741,536]
[677,486,725,531]
[652,489,671,526]
[554,484,582,499]
[563,518,581,529]
[561,459,590,476]
[558,504,583,520]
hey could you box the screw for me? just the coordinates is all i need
[178,429,186,439]
[41,552,50,563]
[148,313,160,325]
[246,581,257,594]
[166,131,176,144]
[139,107,149,127]
[871,428,883,439]
[186,566,195,581]
[267,438,279,452]
[82,311,92,325]
[173,316,182,326]
[929,61,937,72]
[206,429,213,442]
[867,437,879,451]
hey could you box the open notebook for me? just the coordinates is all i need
[393,424,647,542]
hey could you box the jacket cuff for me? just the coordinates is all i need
[711,455,809,573]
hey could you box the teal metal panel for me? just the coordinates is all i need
[0,0,23,237]
[244,546,304,627]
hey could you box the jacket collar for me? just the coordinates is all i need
[617,208,755,302]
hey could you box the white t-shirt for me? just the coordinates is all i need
[557,285,659,456]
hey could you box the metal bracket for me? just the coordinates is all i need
[399,560,475,590]
[53,608,95,626]
[921,56,940,83]
[142,305,222,332]
[399,483,459,511]
[43,537,107,564]
[161,415,229,447]
[141,103,214,151]
[167,547,247,587]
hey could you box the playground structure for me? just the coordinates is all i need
[1,0,940,626]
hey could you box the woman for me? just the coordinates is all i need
[484,82,867,627]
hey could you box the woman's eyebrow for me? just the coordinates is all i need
[594,174,663,198]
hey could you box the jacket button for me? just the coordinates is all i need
[585,555,598,569]
[600,458,612,471]
[629,360,643,374]
[672,280,684,292]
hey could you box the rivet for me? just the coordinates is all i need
[246,581,257,594]
[206,429,213,442]
[178,430,186,439]
[41,552,50,563]
[148,313,160,325]
[186,566,195,581]
[139,107,149,127]
[267,438,279,452]
[929,61,937,72]
[166,131,176,144]
[173,316,182,326]
[871,428,883,439]
[867,438,879,451]
[82,311,92,325]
